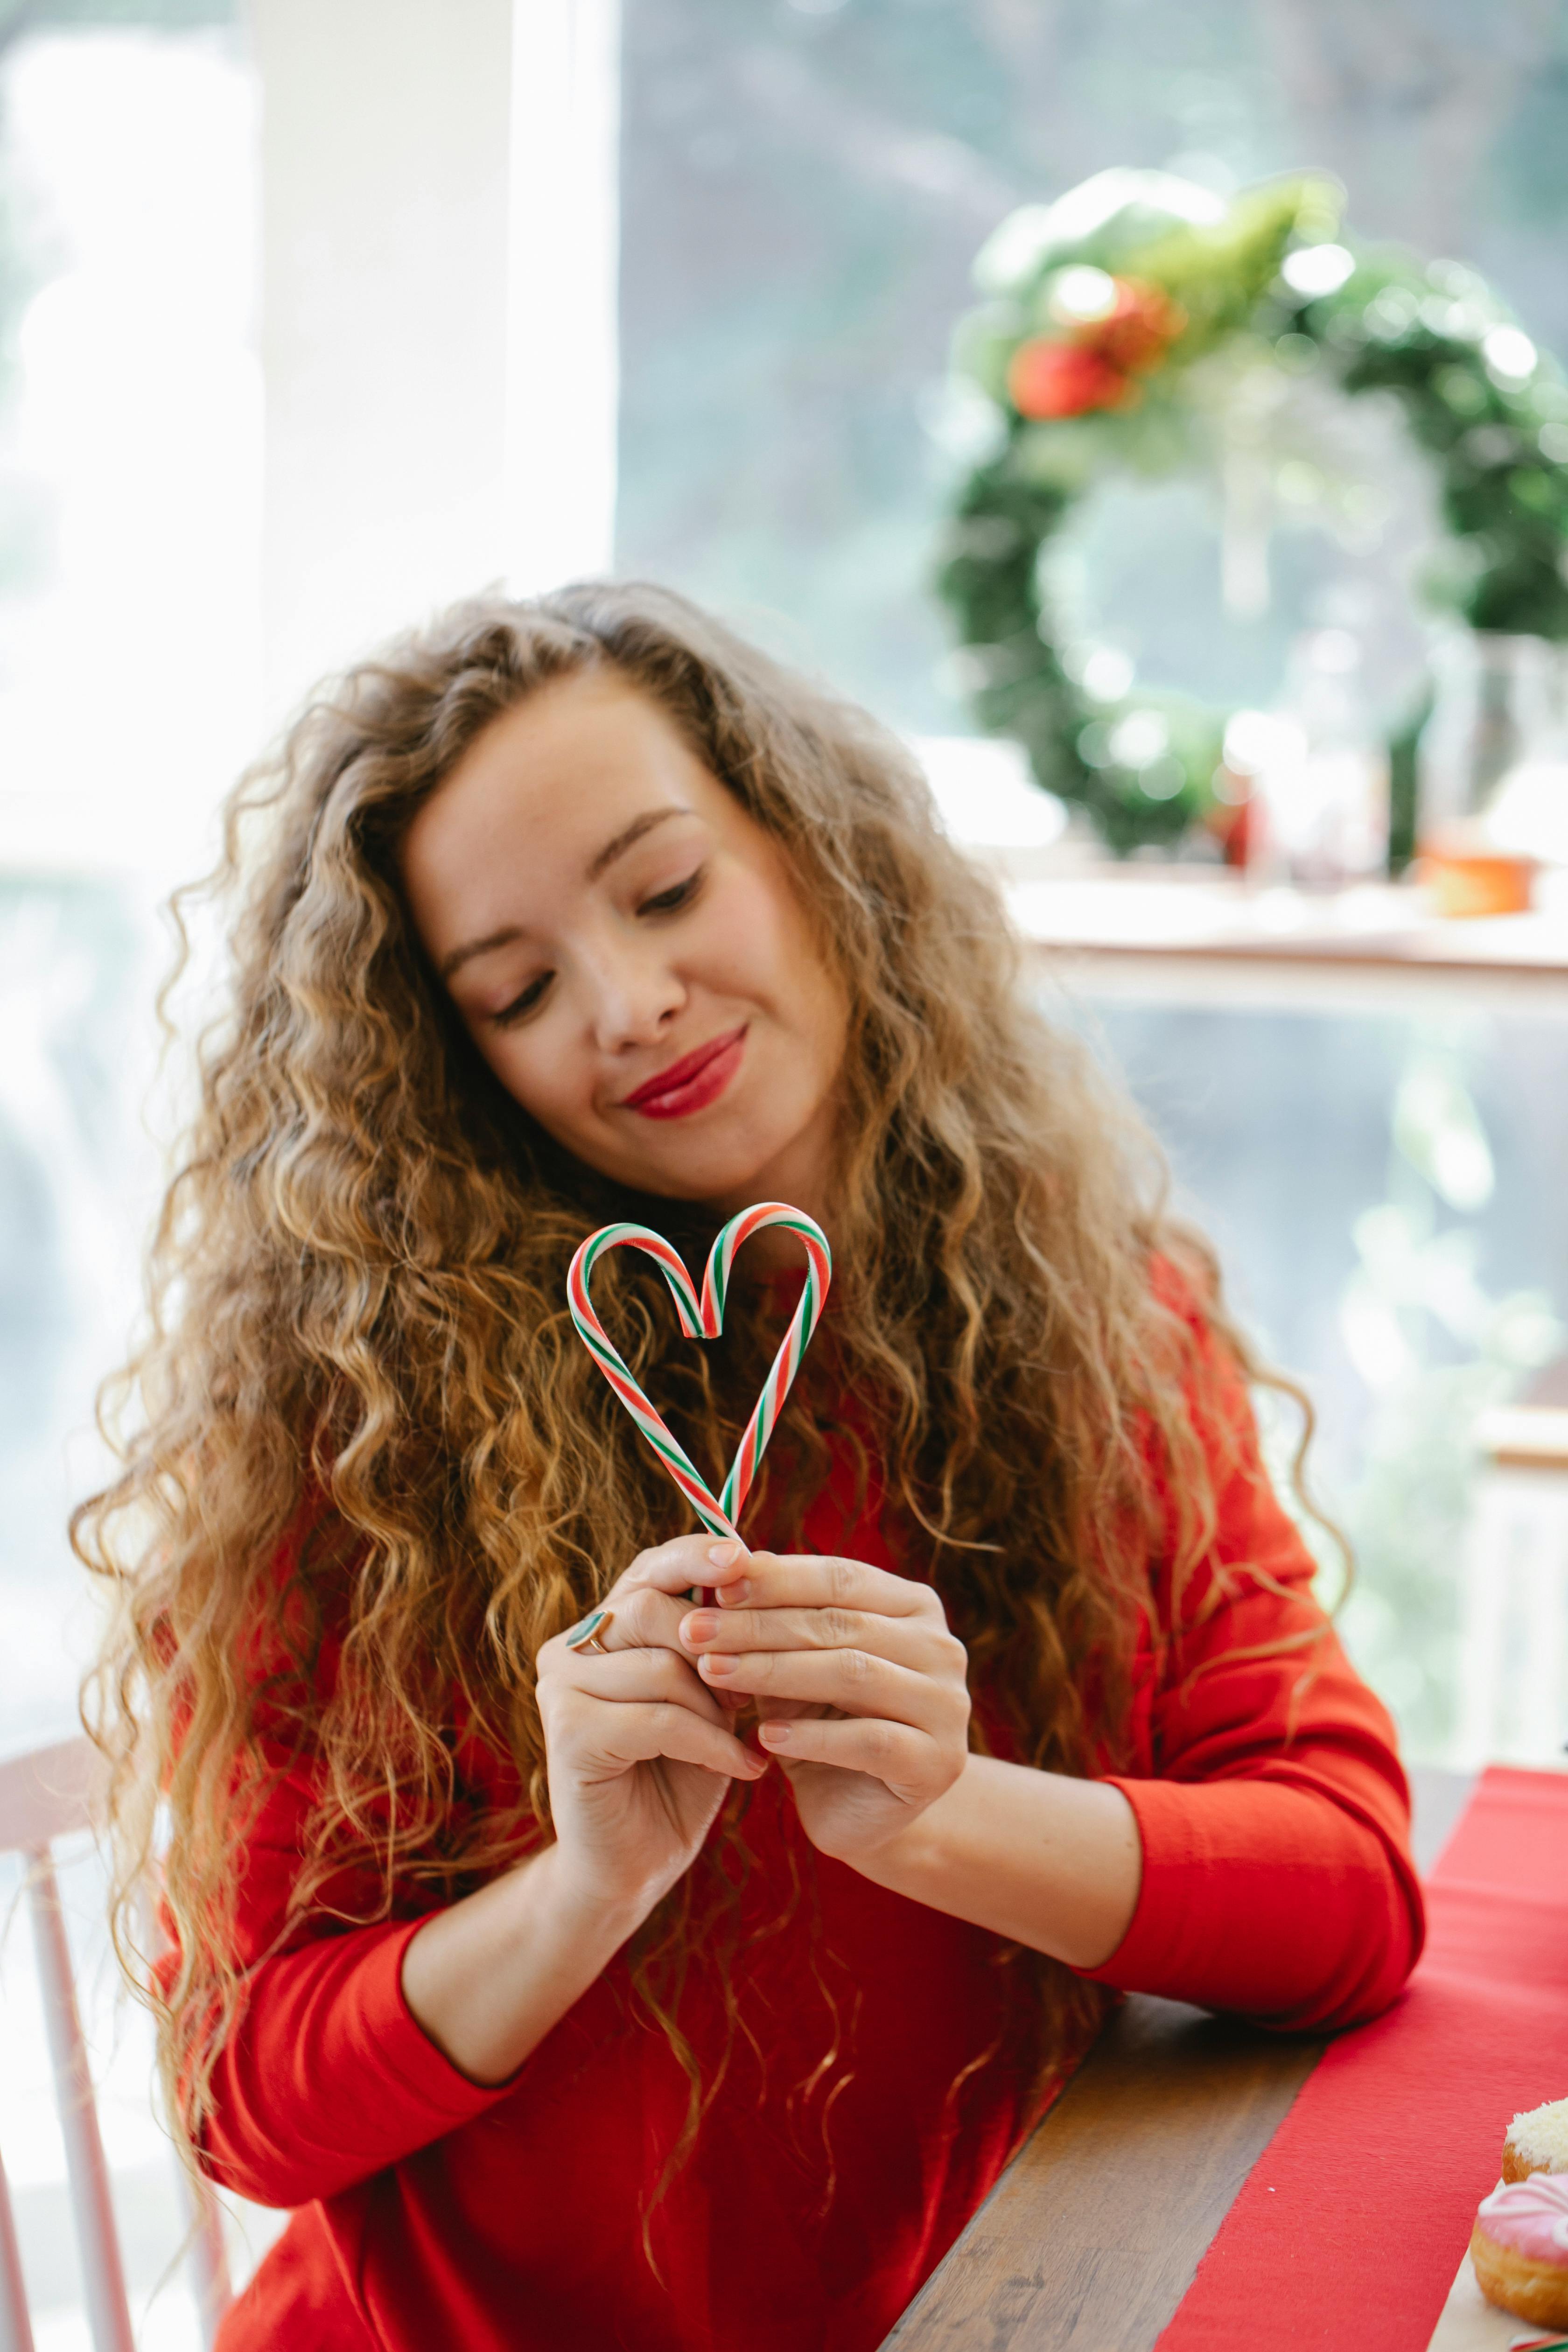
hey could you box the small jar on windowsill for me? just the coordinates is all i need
[1416,632,1568,917]
[1229,630,1391,892]
[1415,829,1537,918]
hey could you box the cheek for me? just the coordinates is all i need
[746,887,846,1078]
[479,1015,588,1132]
[711,857,843,1036]
[702,866,795,989]
[766,889,849,1069]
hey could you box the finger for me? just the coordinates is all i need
[616,1535,754,1602]
[696,1645,965,1735]
[581,1583,700,1658]
[680,1602,956,1673]
[564,1608,616,1654]
[549,1599,754,1714]
[714,1552,938,1622]
[755,1712,936,1787]
[552,1644,733,1729]
[590,1699,768,1783]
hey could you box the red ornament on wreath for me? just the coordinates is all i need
[1007,339,1133,418]
[1091,277,1186,371]
[1006,273,1187,420]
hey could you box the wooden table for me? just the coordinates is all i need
[880,1767,1475,2352]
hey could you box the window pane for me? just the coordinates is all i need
[619,1,1568,1764]
[617,0,1568,728]
[0,11,258,1750]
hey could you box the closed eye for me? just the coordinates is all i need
[489,868,703,1026]
[492,971,553,1028]
[639,867,705,917]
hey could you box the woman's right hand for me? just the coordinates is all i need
[534,1535,765,1924]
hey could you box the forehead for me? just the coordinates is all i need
[438,667,711,836]
[401,669,721,924]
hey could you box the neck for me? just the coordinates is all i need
[702,1129,840,1268]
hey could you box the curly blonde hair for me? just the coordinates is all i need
[76,580,1301,2184]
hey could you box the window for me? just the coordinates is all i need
[616,0,1568,1756]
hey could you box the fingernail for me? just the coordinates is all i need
[700,1652,736,1678]
[758,1722,791,1748]
[718,1578,750,1607]
[683,1610,720,1645]
[707,1540,743,1569]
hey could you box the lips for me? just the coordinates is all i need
[619,1026,747,1120]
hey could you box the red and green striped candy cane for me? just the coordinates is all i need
[566,1199,832,1543]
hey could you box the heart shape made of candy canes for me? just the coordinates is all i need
[566,1201,832,1543]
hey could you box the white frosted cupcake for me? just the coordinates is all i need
[1506,2100,1568,2184]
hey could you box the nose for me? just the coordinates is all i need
[582,930,686,1056]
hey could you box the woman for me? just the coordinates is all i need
[79,583,1422,2352]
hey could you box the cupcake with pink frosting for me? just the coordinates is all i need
[1472,2170,1568,2329]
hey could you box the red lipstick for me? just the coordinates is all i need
[619,1027,747,1121]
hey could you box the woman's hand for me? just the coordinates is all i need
[678,1546,971,1868]
[535,1535,765,1923]
[403,1536,760,2087]
[408,1538,1131,2088]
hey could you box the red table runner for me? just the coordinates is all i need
[1156,1767,1568,2351]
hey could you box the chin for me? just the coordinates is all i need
[639,1161,776,1209]
[634,1132,796,1209]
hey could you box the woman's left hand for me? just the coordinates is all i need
[678,1549,971,1867]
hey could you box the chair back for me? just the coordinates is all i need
[0,1736,232,2352]
[1459,1406,1568,1764]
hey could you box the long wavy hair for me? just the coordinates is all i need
[76,581,1318,2191]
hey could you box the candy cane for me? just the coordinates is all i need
[566,1201,832,1541]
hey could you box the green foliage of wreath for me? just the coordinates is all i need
[936,170,1568,856]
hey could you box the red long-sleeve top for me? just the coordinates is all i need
[207,1306,1422,2352]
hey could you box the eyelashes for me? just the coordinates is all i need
[493,972,553,1028]
[488,864,708,1030]
[638,868,704,917]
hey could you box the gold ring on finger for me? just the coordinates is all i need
[565,1609,615,1657]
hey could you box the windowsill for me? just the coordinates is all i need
[1001,869,1568,1013]
[1004,868,1568,970]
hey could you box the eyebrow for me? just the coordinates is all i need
[585,804,686,882]
[436,805,691,980]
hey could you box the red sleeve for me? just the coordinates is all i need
[196,1743,511,2206]
[1082,1293,1425,2032]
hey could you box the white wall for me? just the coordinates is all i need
[0,29,261,875]
[254,0,621,726]
[255,0,515,718]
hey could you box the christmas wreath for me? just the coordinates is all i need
[936,169,1568,856]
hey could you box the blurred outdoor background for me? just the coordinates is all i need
[2,1,1567,2342]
